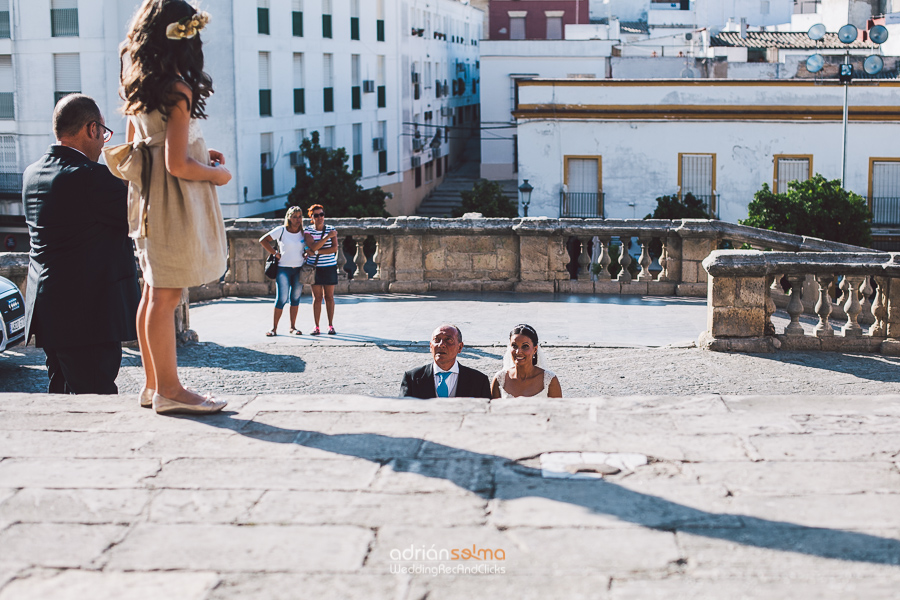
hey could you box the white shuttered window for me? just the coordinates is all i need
[775,156,810,193]
[871,160,900,225]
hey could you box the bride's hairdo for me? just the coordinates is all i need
[509,324,539,365]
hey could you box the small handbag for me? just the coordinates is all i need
[264,230,285,280]
[299,252,319,285]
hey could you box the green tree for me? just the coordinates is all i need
[739,174,872,247]
[644,192,710,219]
[287,131,390,217]
[451,179,518,218]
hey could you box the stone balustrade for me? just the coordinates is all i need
[211,217,871,301]
[701,250,900,354]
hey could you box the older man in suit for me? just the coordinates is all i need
[401,324,491,399]
[22,94,140,394]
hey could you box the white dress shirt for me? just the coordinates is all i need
[432,360,460,397]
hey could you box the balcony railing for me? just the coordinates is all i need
[50,8,79,37]
[871,197,900,226]
[560,192,604,218]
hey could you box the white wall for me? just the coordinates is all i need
[479,40,614,180]
[515,80,900,221]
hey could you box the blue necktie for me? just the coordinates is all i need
[436,371,451,397]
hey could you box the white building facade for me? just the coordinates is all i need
[0,0,481,219]
[514,79,900,225]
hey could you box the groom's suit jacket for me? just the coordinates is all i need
[400,363,492,399]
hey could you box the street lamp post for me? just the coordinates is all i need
[518,179,533,217]
[806,22,888,189]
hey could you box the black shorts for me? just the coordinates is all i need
[314,264,338,286]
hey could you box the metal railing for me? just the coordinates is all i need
[559,192,604,218]
[871,197,900,226]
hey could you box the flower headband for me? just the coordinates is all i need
[165,11,210,40]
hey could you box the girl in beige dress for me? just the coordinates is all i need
[109,0,229,415]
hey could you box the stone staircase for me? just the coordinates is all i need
[416,136,519,217]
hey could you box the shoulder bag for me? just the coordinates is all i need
[264,229,285,279]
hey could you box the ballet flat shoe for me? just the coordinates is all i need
[140,388,156,408]
[152,392,227,415]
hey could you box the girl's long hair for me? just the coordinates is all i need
[119,0,213,119]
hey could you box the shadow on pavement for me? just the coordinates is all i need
[177,343,306,374]
[749,352,900,384]
[197,415,900,567]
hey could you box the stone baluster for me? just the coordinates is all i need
[814,274,834,338]
[336,236,349,279]
[371,236,382,280]
[354,237,367,280]
[617,237,632,283]
[597,237,612,280]
[578,236,592,280]
[859,276,874,326]
[657,238,669,282]
[871,276,887,337]
[784,274,805,336]
[637,237,653,281]
[764,274,777,336]
[840,275,864,337]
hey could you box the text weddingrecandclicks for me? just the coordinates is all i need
[389,544,507,576]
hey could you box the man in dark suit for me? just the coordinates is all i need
[401,324,491,399]
[22,94,140,394]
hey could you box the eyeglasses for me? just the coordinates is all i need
[93,121,114,143]
[312,213,325,218]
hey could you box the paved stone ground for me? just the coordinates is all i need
[2,295,900,598]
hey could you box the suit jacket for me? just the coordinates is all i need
[401,363,492,399]
[22,145,140,348]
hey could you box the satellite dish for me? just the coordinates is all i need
[807,23,826,42]
[838,24,858,44]
[869,24,889,45]
[681,68,695,78]
[806,54,825,73]
[864,54,885,75]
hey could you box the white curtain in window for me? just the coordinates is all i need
[0,56,12,92]
[293,53,303,87]
[681,154,713,197]
[323,54,333,86]
[322,0,331,15]
[293,0,303,10]
[258,52,270,89]
[776,157,810,193]
[567,158,599,194]
[351,55,360,85]
[53,53,80,91]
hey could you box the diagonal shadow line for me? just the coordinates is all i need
[199,415,900,567]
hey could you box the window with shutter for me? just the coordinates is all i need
[293,53,304,114]
[53,53,80,105]
[258,52,271,116]
[51,0,78,37]
[774,155,811,193]
[0,55,12,119]
[260,133,274,196]
[562,157,602,217]
[0,0,10,39]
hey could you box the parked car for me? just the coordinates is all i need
[0,275,25,351]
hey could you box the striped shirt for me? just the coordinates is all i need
[304,224,338,267]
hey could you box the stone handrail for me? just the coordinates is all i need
[701,250,900,354]
[213,217,874,301]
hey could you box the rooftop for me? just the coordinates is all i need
[711,31,880,50]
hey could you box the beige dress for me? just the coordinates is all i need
[106,109,227,288]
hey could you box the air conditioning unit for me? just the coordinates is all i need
[411,156,421,168]
[289,151,304,168]
[372,137,386,151]
[412,138,424,151]
[411,72,419,84]
[362,80,375,93]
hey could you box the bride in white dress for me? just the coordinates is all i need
[491,324,563,399]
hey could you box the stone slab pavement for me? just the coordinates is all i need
[0,392,899,599]
[3,293,900,597]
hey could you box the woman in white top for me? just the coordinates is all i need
[491,324,563,399]
[259,206,307,336]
